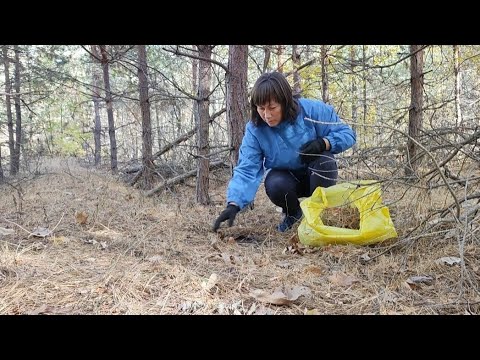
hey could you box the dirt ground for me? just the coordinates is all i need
[0,157,479,315]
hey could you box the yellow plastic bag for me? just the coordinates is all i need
[298,180,397,247]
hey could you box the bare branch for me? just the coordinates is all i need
[163,46,228,72]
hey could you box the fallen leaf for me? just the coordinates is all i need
[32,242,46,251]
[28,304,54,315]
[284,285,311,299]
[436,256,461,266]
[247,303,257,315]
[250,289,292,305]
[147,255,163,263]
[95,286,107,294]
[252,305,275,315]
[250,286,311,305]
[51,236,69,244]
[324,245,344,258]
[304,266,323,275]
[282,245,303,255]
[359,252,371,263]
[75,211,88,225]
[288,233,299,245]
[406,275,434,285]
[220,253,237,265]
[202,273,218,292]
[305,309,320,315]
[30,227,51,238]
[276,261,292,269]
[0,227,14,236]
[402,281,415,291]
[87,229,122,242]
[210,238,221,251]
[328,271,358,287]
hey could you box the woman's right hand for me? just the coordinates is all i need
[213,204,240,231]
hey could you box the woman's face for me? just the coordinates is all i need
[257,100,282,127]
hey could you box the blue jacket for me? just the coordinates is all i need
[227,98,356,209]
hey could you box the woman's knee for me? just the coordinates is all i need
[265,170,296,197]
[309,152,338,188]
[310,151,337,170]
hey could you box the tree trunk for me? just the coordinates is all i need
[262,45,271,73]
[321,45,329,103]
[12,45,22,175]
[292,45,301,95]
[90,45,102,166]
[453,45,462,137]
[350,46,357,153]
[405,45,424,177]
[99,45,118,173]
[195,45,212,205]
[0,146,3,181]
[362,45,367,148]
[2,46,15,174]
[277,45,284,73]
[227,45,248,172]
[137,45,155,189]
[191,56,198,149]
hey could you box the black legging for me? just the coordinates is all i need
[264,151,338,216]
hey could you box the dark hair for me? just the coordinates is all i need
[250,71,299,126]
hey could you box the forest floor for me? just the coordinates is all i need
[0,157,479,315]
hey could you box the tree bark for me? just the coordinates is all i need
[90,45,102,166]
[12,45,22,175]
[262,45,271,73]
[2,46,15,174]
[277,45,284,73]
[405,45,424,177]
[350,46,357,153]
[227,45,248,172]
[195,45,213,205]
[292,45,301,95]
[0,145,3,182]
[321,45,329,103]
[99,45,118,173]
[453,45,462,138]
[137,45,155,189]
[362,45,367,148]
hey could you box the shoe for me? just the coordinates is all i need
[277,208,303,232]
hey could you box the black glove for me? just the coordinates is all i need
[213,204,240,232]
[299,138,326,164]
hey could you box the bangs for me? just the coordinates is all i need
[252,81,280,106]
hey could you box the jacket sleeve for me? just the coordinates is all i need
[227,125,264,210]
[308,101,356,154]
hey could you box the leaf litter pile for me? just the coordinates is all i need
[0,157,479,315]
[321,206,360,229]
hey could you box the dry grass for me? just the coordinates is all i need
[0,157,479,315]
[321,206,360,229]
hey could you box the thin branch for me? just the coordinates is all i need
[80,45,101,62]
[284,58,316,77]
[306,117,462,220]
[163,46,228,72]
[145,160,225,197]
